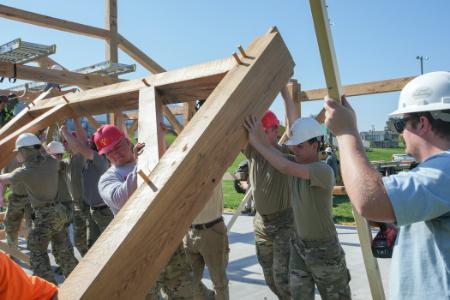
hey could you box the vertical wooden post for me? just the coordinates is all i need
[286,79,300,118]
[137,86,164,184]
[183,102,196,125]
[105,0,119,124]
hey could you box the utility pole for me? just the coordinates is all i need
[416,55,429,75]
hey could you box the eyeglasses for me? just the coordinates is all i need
[393,116,415,134]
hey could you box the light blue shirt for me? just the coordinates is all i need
[383,150,450,300]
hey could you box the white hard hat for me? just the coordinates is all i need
[325,147,333,153]
[47,141,65,155]
[285,117,324,146]
[389,71,450,119]
[14,133,41,151]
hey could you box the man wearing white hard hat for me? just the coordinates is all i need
[0,133,77,284]
[245,116,351,299]
[324,71,450,299]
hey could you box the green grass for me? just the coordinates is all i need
[366,147,406,161]
[222,180,244,210]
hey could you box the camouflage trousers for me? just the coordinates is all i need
[146,244,195,300]
[290,234,351,300]
[28,204,78,284]
[52,200,76,270]
[90,205,114,234]
[184,218,230,300]
[4,194,32,249]
[253,208,294,300]
[73,200,98,256]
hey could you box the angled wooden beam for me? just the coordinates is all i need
[0,62,121,88]
[29,57,235,115]
[0,240,30,266]
[309,1,385,298]
[0,104,71,169]
[297,75,417,102]
[118,34,165,74]
[58,29,294,299]
[0,4,109,39]
[86,116,101,129]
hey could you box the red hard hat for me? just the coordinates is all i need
[261,110,280,129]
[94,125,125,155]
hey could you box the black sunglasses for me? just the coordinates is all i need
[393,116,415,134]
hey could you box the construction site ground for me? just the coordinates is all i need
[12,212,391,299]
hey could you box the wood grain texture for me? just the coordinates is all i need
[58,29,294,300]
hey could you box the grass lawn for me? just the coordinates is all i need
[366,147,406,161]
[222,179,356,225]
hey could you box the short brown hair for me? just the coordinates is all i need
[410,109,450,141]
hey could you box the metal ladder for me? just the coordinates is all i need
[0,38,56,64]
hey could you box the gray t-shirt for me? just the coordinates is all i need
[83,151,109,207]
[244,145,292,215]
[98,161,137,215]
[290,162,336,240]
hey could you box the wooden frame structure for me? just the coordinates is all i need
[0,3,419,300]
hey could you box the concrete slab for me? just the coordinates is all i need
[11,213,391,299]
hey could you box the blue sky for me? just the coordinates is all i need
[1,1,450,132]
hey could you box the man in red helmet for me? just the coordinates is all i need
[241,87,298,299]
[96,124,195,299]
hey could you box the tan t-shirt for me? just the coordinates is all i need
[193,184,224,225]
[9,154,59,209]
[66,154,85,203]
[244,145,292,215]
[290,162,336,240]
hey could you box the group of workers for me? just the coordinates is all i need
[0,70,449,300]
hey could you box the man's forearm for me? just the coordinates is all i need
[337,132,395,222]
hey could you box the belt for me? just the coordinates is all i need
[35,202,57,209]
[260,207,292,222]
[91,205,109,211]
[191,217,223,230]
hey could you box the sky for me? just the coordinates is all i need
[1,0,450,132]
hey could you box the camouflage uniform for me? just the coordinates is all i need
[288,162,351,299]
[51,160,76,269]
[9,150,78,284]
[146,244,195,300]
[66,154,93,255]
[290,234,351,300]
[3,158,32,249]
[4,193,32,248]
[244,145,294,299]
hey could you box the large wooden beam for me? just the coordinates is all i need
[118,35,165,74]
[105,0,119,64]
[58,29,294,299]
[29,57,235,115]
[297,75,416,102]
[0,62,121,88]
[0,4,109,39]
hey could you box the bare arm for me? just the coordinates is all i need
[244,115,310,179]
[324,96,395,222]
[73,117,88,144]
[60,123,94,160]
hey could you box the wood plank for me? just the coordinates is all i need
[297,75,416,102]
[0,4,109,39]
[137,87,165,183]
[162,106,183,135]
[0,104,71,169]
[353,208,386,300]
[0,240,31,266]
[309,1,385,298]
[118,35,165,74]
[332,185,347,196]
[0,212,5,223]
[309,0,343,102]
[0,230,5,240]
[105,0,119,64]
[58,29,294,299]
[0,62,121,89]
[29,57,235,115]
[86,116,101,129]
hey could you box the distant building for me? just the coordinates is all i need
[359,118,400,148]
